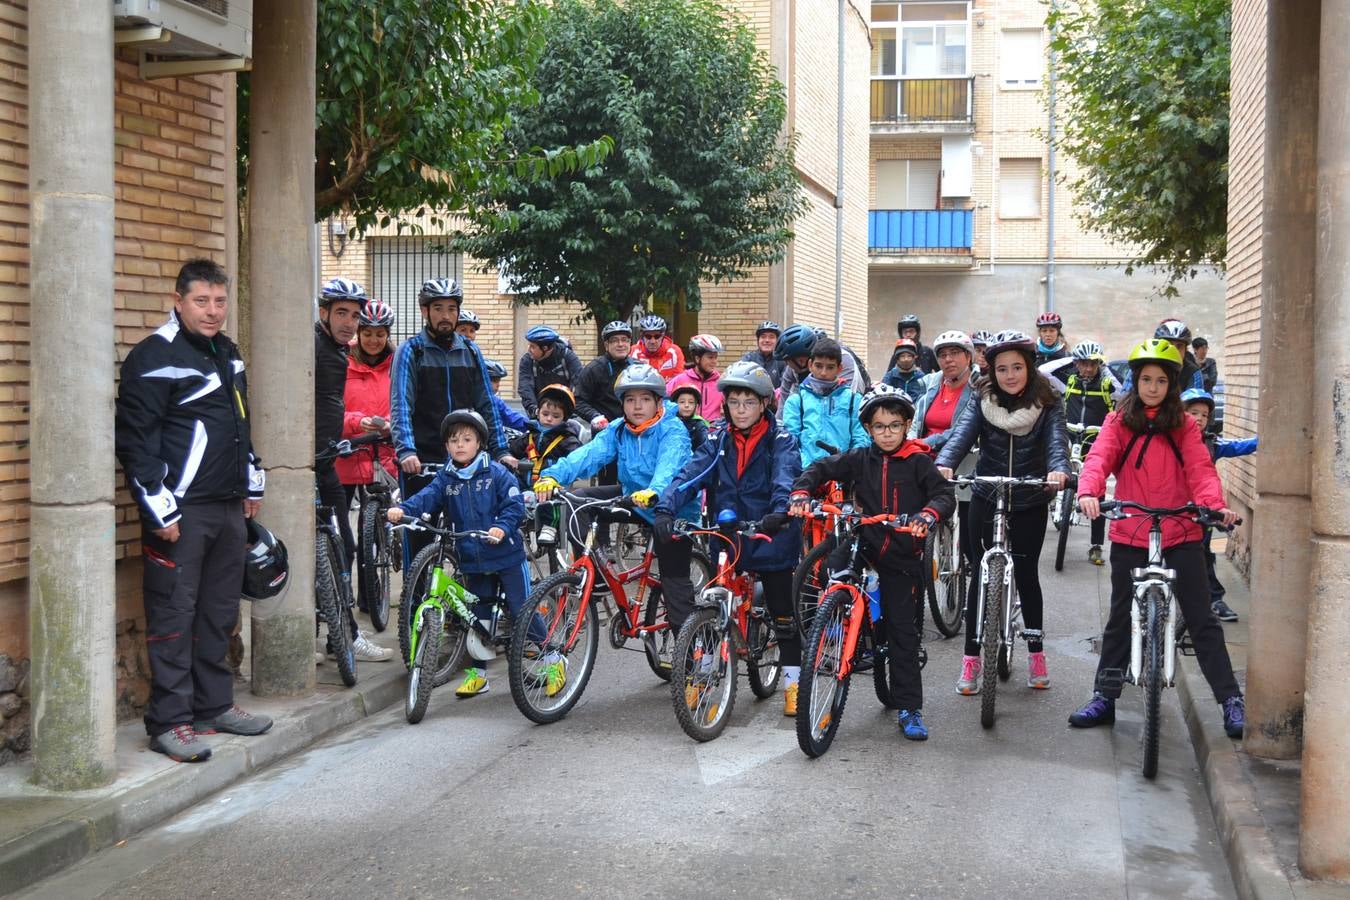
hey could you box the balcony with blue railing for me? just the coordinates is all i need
[869,209,973,261]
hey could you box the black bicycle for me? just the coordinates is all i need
[315,440,364,687]
[349,425,398,632]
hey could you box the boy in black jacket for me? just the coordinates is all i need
[790,384,955,741]
[507,384,582,545]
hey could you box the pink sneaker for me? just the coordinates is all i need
[1027,651,1050,689]
[956,655,981,695]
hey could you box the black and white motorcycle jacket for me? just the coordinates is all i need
[115,311,264,528]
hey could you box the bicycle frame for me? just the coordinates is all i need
[1128,519,1180,687]
[974,487,1017,648]
[686,525,766,655]
[393,521,502,666]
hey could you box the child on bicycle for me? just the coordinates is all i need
[1070,341,1245,739]
[935,330,1070,695]
[1181,387,1257,624]
[533,363,698,628]
[782,337,870,469]
[387,410,530,698]
[671,384,710,452]
[881,339,928,403]
[508,384,582,546]
[654,361,803,715]
[789,384,955,741]
[1061,340,1116,566]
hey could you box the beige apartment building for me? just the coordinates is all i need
[322,1,872,390]
[863,0,1226,372]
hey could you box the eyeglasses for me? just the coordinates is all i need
[725,398,762,411]
[868,422,907,435]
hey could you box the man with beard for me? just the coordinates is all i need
[390,278,506,568]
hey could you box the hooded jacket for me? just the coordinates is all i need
[909,373,978,452]
[658,417,802,572]
[1078,412,1226,549]
[782,378,870,468]
[508,420,582,487]
[337,349,398,485]
[391,328,505,463]
[881,365,928,402]
[541,403,697,521]
[666,366,723,422]
[885,332,938,374]
[934,385,1070,511]
[518,341,583,417]
[779,343,871,398]
[739,348,788,389]
[115,312,264,529]
[793,439,955,564]
[631,336,685,379]
[574,354,630,424]
[398,452,527,573]
[315,321,349,457]
[1064,370,1116,428]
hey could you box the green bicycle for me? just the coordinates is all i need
[391,516,511,724]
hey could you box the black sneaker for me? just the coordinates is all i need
[1068,693,1116,728]
[194,704,274,736]
[150,724,212,762]
[1211,599,1239,622]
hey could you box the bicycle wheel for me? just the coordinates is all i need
[979,557,1005,729]
[745,610,781,699]
[870,622,900,710]
[1054,487,1075,572]
[1142,587,1166,779]
[359,499,392,632]
[508,571,599,724]
[317,533,357,688]
[926,522,965,638]
[797,587,854,758]
[671,608,737,742]
[641,584,674,682]
[398,542,442,672]
[791,536,837,641]
[406,605,442,724]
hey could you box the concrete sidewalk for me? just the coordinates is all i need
[1175,551,1350,900]
[0,650,406,896]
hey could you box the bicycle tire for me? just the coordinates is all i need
[317,533,357,688]
[980,557,1005,729]
[398,542,442,672]
[507,570,599,724]
[797,587,854,758]
[641,584,674,682]
[791,536,837,641]
[871,622,900,709]
[745,612,781,699]
[406,606,442,724]
[670,608,737,741]
[1142,587,1166,779]
[926,522,964,638]
[359,499,392,632]
[1054,488,1074,572]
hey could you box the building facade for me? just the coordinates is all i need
[863,0,1227,375]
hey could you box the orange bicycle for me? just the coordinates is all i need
[796,503,924,758]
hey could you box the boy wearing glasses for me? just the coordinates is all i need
[789,384,955,742]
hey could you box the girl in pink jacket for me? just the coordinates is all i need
[1068,339,1245,739]
[665,333,724,421]
[337,301,399,491]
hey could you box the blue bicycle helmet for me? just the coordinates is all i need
[525,325,560,345]
[773,323,819,361]
[1180,387,1215,411]
[485,359,508,380]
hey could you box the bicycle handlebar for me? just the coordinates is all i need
[950,473,1076,490]
[1098,499,1242,529]
[389,517,498,542]
[812,502,924,533]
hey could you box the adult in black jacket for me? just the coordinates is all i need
[885,313,939,374]
[575,321,634,430]
[935,330,1069,695]
[518,325,584,418]
[115,259,271,763]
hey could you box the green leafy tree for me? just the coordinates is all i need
[1048,0,1230,287]
[460,0,806,330]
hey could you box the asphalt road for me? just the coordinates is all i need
[20,521,1236,900]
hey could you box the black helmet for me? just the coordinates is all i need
[755,320,782,337]
[485,359,508,380]
[440,409,490,445]
[896,314,921,338]
[241,519,289,601]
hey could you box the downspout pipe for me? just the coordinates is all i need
[835,0,845,336]
[1045,6,1057,312]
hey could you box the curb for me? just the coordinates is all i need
[0,666,406,897]
[1176,655,1297,900]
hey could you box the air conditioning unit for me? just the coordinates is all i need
[114,0,252,77]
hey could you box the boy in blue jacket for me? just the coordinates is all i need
[388,410,531,698]
[1182,388,1257,624]
[782,337,871,469]
[655,361,803,717]
[533,363,697,622]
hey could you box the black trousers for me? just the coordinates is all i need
[830,544,924,710]
[1202,527,1225,602]
[963,497,1048,656]
[1094,540,1240,702]
[317,463,355,559]
[140,500,246,736]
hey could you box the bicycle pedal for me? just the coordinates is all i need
[1098,667,1126,694]
[1178,635,1197,657]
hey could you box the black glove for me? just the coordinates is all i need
[653,513,677,544]
[759,512,789,536]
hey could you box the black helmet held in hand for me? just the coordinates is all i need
[242,519,289,601]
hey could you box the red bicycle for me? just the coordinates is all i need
[796,503,924,758]
[507,489,710,724]
[670,511,781,742]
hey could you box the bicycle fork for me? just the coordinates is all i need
[1128,579,1179,687]
[975,548,1014,646]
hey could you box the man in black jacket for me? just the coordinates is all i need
[574,321,634,486]
[518,325,583,418]
[115,259,271,763]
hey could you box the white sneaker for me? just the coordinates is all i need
[352,633,394,662]
[315,650,324,665]
[537,525,558,545]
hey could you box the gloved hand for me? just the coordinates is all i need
[653,513,678,544]
[630,489,658,508]
[788,491,811,517]
[533,477,560,500]
[910,511,936,539]
[759,512,789,535]
[591,416,609,430]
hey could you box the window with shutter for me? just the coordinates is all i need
[999,158,1042,218]
[1001,29,1043,87]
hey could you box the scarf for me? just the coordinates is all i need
[1036,340,1063,355]
[980,395,1042,436]
[801,374,844,396]
[732,417,770,479]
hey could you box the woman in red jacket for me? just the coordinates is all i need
[1069,339,1245,739]
[337,299,399,497]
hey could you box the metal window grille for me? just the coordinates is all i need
[369,237,463,346]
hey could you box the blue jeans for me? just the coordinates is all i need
[462,563,537,668]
